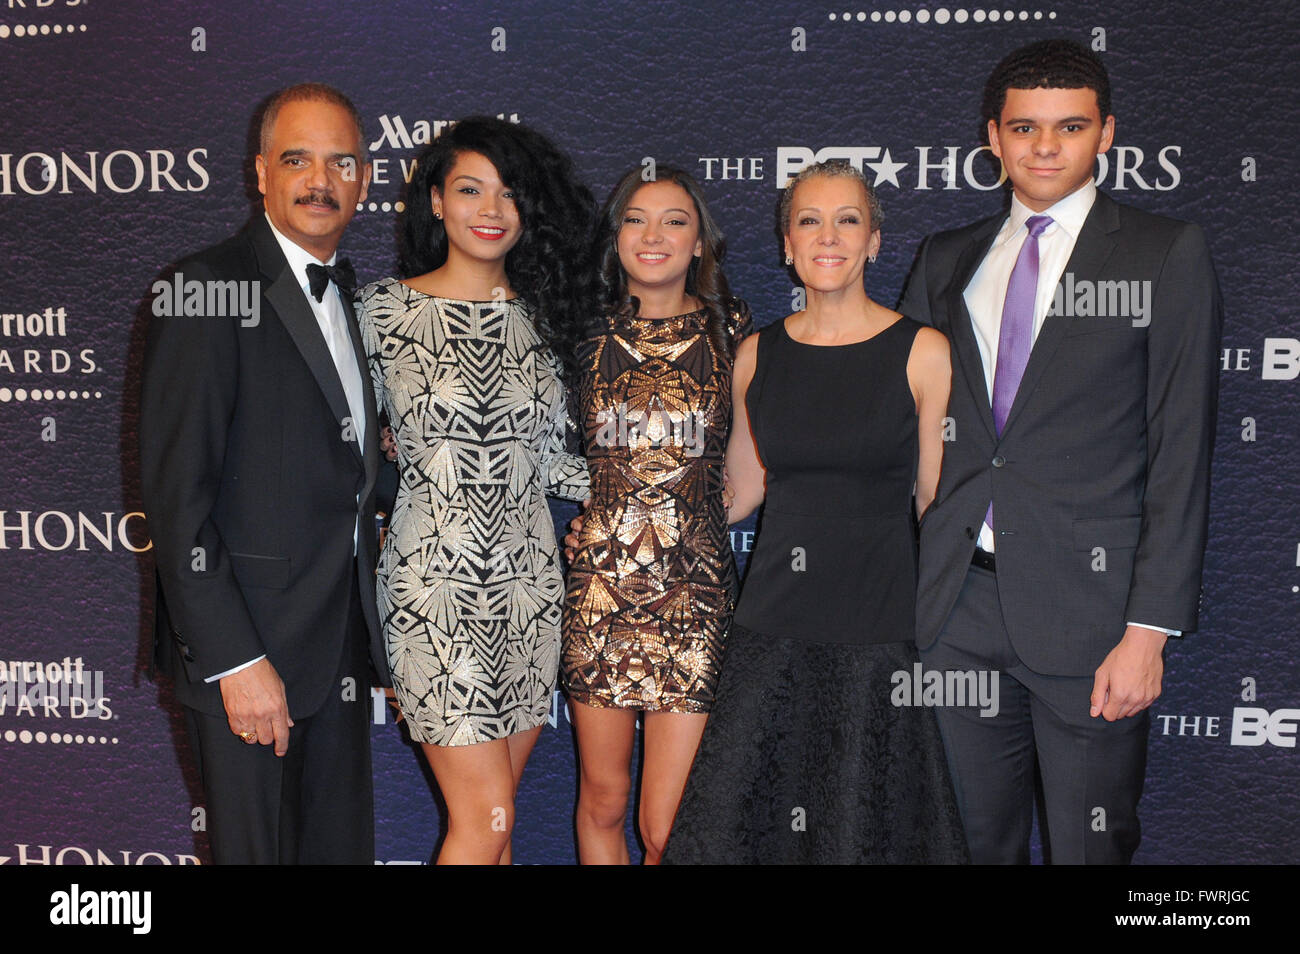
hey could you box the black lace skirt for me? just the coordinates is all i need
[664,624,969,864]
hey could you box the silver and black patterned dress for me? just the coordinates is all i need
[358,281,589,746]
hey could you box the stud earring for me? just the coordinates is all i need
[868,254,877,263]
[785,256,793,265]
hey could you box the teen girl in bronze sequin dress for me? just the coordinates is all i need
[562,166,750,864]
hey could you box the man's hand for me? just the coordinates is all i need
[380,424,398,462]
[220,658,294,756]
[1090,625,1167,721]
[562,498,590,562]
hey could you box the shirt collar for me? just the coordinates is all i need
[264,212,336,295]
[1002,180,1097,245]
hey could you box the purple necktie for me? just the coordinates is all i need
[992,214,1053,435]
[986,213,1052,534]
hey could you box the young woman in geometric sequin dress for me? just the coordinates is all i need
[359,117,593,864]
[562,167,751,864]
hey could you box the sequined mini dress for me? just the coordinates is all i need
[359,281,589,746]
[562,301,752,712]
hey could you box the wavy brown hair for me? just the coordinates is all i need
[591,165,735,362]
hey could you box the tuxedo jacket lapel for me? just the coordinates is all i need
[340,291,379,498]
[1001,192,1120,437]
[250,218,365,472]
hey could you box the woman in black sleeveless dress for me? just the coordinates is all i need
[665,160,969,863]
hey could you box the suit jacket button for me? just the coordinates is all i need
[992,455,1006,467]
[964,527,974,539]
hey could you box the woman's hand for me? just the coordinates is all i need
[562,498,590,561]
[380,425,398,462]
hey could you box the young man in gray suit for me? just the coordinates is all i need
[899,39,1221,863]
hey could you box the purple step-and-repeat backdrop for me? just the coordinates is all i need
[1,1,1296,865]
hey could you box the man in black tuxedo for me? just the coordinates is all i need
[899,40,1221,863]
[140,84,388,863]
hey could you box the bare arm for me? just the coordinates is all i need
[724,333,766,524]
[907,325,952,521]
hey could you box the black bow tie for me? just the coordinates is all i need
[306,259,356,302]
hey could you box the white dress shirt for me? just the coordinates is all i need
[205,216,369,683]
[961,182,1177,638]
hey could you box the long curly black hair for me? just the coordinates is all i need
[591,165,735,363]
[399,116,595,387]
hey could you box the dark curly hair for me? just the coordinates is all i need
[982,38,1112,131]
[592,164,735,362]
[398,116,595,386]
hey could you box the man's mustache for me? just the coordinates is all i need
[295,190,339,210]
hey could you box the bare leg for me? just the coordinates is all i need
[638,711,708,865]
[498,724,543,865]
[570,701,638,865]
[423,738,516,864]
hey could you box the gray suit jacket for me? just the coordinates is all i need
[899,191,1222,675]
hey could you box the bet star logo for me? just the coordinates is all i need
[864,148,907,187]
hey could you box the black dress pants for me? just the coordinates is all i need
[185,573,373,864]
[920,564,1148,864]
